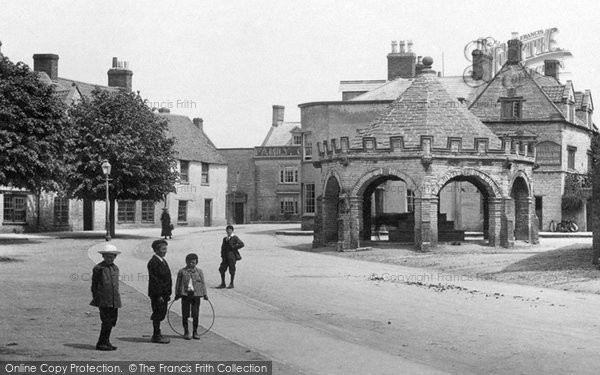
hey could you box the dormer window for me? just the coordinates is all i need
[499,97,524,119]
[292,134,302,145]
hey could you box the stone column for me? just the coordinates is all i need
[414,197,438,251]
[487,198,502,247]
[336,196,361,251]
[530,200,540,244]
[501,198,515,248]
[312,195,323,248]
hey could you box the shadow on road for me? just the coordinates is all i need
[501,245,596,272]
[63,343,96,351]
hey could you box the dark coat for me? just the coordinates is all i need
[160,212,172,237]
[147,255,172,299]
[90,261,122,308]
[221,235,244,257]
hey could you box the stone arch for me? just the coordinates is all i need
[322,168,344,195]
[509,170,532,198]
[510,170,532,241]
[351,167,421,198]
[429,167,503,198]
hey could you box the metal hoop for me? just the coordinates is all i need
[167,298,215,337]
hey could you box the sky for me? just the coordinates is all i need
[1,0,599,148]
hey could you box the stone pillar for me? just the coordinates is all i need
[501,198,515,248]
[514,196,531,241]
[488,198,502,247]
[414,197,438,251]
[349,196,361,249]
[312,195,323,248]
[336,196,361,251]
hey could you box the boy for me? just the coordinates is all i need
[147,239,172,344]
[90,243,121,351]
[174,253,208,339]
[217,225,244,289]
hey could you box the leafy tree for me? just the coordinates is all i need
[592,132,600,264]
[67,88,179,237]
[0,53,73,193]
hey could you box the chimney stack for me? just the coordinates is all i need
[415,56,424,75]
[193,117,204,131]
[387,39,416,80]
[471,39,493,81]
[544,59,560,80]
[33,54,59,80]
[272,105,285,127]
[107,57,133,92]
[506,35,523,65]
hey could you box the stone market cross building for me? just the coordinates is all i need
[313,57,539,251]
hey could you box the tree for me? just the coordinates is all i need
[0,53,73,193]
[67,88,179,237]
[592,132,600,264]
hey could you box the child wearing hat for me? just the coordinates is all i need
[90,243,122,351]
[148,239,172,344]
[174,253,208,340]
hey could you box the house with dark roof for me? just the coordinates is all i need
[0,50,227,232]
[300,35,595,246]
[219,105,302,223]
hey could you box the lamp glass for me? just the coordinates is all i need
[101,160,111,175]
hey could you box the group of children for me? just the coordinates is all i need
[90,225,244,351]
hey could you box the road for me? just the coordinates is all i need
[90,225,600,375]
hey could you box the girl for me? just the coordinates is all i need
[174,253,208,339]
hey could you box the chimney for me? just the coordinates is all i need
[193,117,204,131]
[387,39,416,80]
[158,107,170,113]
[506,35,523,65]
[471,40,493,81]
[544,59,560,80]
[33,54,59,80]
[415,56,424,75]
[107,57,133,92]
[272,105,285,127]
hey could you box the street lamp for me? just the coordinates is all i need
[101,160,111,241]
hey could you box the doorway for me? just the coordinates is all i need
[234,202,244,224]
[535,196,543,231]
[204,199,212,227]
[83,199,94,231]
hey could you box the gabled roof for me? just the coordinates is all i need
[260,121,301,146]
[36,71,119,105]
[469,63,566,122]
[160,114,226,164]
[541,86,565,102]
[352,69,502,149]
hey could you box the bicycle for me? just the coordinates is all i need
[555,219,579,232]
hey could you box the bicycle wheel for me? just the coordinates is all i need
[549,220,556,232]
[568,221,578,232]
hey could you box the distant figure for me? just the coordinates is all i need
[90,243,121,351]
[147,239,172,344]
[175,253,208,340]
[160,208,172,239]
[217,225,244,289]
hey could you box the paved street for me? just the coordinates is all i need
[84,224,600,375]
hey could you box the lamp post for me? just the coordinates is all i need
[101,160,111,241]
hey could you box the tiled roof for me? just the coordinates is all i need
[260,121,301,146]
[55,77,120,100]
[160,114,226,164]
[351,75,484,104]
[541,85,565,102]
[352,70,502,150]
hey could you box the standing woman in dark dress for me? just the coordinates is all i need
[160,208,172,239]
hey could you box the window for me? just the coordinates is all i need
[303,133,313,161]
[180,160,189,183]
[406,189,415,213]
[3,194,27,223]
[280,166,298,183]
[201,162,209,184]
[292,134,302,145]
[501,100,522,119]
[567,146,576,170]
[141,201,155,223]
[304,184,315,213]
[54,197,69,225]
[178,200,188,222]
[280,196,298,215]
[117,201,136,223]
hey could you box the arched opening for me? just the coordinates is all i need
[323,176,341,244]
[361,176,415,243]
[437,176,491,242]
[511,176,530,240]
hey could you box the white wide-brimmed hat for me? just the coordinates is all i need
[98,243,121,255]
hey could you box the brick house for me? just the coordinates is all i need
[300,36,594,243]
[0,52,227,232]
[219,105,302,223]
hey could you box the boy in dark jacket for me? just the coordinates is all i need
[147,239,172,344]
[175,253,208,339]
[90,243,121,351]
[217,225,244,289]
